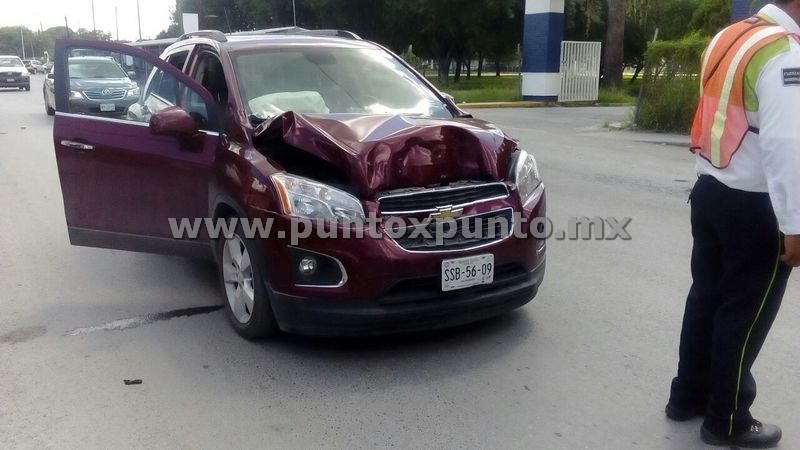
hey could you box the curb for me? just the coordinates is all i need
[459,101,549,109]
[460,101,636,109]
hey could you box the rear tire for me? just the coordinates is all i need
[24,85,30,91]
[216,219,279,339]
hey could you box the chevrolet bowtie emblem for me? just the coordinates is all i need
[429,206,464,220]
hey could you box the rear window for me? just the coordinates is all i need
[69,60,127,79]
[0,57,24,67]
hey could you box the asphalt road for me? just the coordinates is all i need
[1,76,798,449]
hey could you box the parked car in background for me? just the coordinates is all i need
[30,60,46,73]
[52,32,546,339]
[23,59,45,73]
[0,55,30,90]
[43,67,55,115]
[50,56,139,116]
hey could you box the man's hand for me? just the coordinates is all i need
[782,235,800,267]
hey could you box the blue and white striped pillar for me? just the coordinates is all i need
[521,0,565,102]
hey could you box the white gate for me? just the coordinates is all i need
[559,41,602,102]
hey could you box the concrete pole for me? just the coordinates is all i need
[137,0,142,40]
[20,27,26,59]
[521,0,565,101]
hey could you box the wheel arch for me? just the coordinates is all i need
[210,194,249,261]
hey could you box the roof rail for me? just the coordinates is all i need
[231,27,361,40]
[230,26,305,36]
[179,30,227,42]
[292,29,362,40]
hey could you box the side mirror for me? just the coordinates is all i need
[127,71,137,79]
[46,73,54,80]
[149,106,198,136]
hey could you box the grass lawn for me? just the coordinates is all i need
[427,75,522,103]
[427,74,640,105]
[597,88,637,104]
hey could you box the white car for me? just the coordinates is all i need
[0,55,31,91]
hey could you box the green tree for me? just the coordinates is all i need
[690,0,732,36]
[602,0,625,88]
[158,0,254,38]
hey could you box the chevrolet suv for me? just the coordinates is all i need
[51,30,546,339]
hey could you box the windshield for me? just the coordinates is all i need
[69,60,127,79]
[0,57,24,68]
[233,47,452,119]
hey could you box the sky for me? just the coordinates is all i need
[1,0,175,41]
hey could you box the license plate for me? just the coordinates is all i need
[100,103,116,112]
[441,254,494,292]
[6,78,14,82]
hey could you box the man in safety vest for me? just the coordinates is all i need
[666,1,800,447]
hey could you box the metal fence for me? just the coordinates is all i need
[559,41,602,102]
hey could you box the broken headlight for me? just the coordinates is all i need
[271,173,365,221]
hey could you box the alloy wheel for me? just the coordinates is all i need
[222,235,255,324]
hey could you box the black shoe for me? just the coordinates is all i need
[701,421,782,448]
[665,402,704,421]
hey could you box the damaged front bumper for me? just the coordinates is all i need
[254,186,547,336]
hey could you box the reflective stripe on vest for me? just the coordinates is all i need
[690,17,791,168]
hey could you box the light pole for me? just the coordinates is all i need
[91,0,96,38]
[292,0,297,26]
[136,0,142,40]
[20,27,26,59]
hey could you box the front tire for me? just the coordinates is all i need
[45,93,54,115]
[24,85,30,91]
[217,221,279,339]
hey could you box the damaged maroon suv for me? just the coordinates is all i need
[52,29,546,339]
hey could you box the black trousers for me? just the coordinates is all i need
[670,175,792,436]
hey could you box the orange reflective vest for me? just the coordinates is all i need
[690,16,794,168]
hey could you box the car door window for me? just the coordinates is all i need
[138,68,211,130]
[193,52,229,111]
[62,45,213,131]
[166,50,190,71]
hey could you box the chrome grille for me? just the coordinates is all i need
[388,208,514,252]
[378,182,509,214]
[83,88,126,100]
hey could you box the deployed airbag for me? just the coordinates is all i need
[249,91,330,118]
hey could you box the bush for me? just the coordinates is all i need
[400,45,425,73]
[635,34,709,133]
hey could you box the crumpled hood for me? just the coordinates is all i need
[254,112,517,197]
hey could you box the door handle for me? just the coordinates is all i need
[60,140,94,151]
